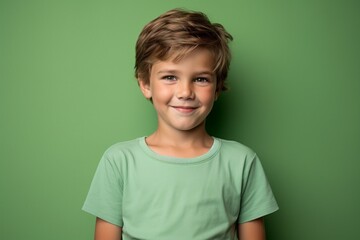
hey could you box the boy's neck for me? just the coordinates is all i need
[145,125,214,158]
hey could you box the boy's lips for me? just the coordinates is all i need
[171,105,198,113]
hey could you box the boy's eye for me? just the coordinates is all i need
[162,75,177,81]
[194,77,209,83]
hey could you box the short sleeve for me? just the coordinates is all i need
[238,154,279,223]
[82,151,124,226]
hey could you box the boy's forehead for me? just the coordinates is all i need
[150,51,215,78]
[155,48,215,68]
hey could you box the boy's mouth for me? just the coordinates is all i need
[171,106,198,113]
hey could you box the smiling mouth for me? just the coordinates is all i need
[172,106,198,113]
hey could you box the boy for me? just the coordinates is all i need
[83,8,278,240]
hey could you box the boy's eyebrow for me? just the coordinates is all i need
[157,70,214,75]
[157,70,179,75]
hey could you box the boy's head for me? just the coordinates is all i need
[135,8,233,93]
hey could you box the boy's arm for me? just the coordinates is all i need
[95,217,122,240]
[238,218,265,240]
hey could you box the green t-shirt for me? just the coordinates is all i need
[82,137,278,239]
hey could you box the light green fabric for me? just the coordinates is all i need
[82,137,278,240]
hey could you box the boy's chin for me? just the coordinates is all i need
[175,122,206,132]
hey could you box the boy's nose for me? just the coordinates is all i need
[176,81,194,100]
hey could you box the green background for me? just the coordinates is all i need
[1,0,359,239]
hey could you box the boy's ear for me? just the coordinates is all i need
[138,78,152,99]
[215,91,220,101]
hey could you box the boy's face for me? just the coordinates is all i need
[139,49,217,133]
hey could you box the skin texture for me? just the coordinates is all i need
[95,218,121,240]
[94,49,266,239]
[238,218,266,240]
[139,49,217,158]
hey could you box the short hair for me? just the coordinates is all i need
[135,8,233,92]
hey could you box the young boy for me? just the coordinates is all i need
[83,8,278,240]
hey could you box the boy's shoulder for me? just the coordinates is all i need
[103,137,143,157]
[101,136,258,163]
[216,137,257,158]
[104,137,257,155]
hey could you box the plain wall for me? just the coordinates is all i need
[1,0,359,239]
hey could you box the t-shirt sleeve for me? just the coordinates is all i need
[82,150,124,226]
[238,154,279,223]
